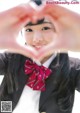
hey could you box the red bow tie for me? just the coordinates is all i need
[24,60,52,91]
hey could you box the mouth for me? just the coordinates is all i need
[33,45,45,50]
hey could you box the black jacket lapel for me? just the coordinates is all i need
[12,69,28,110]
[7,53,68,112]
[39,53,68,111]
[12,57,29,111]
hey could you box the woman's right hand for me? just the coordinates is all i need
[0,4,38,59]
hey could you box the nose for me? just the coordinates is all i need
[33,31,44,43]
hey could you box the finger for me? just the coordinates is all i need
[10,4,35,23]
[42,4,65,19]
[17,44,38,59]
[42,4,76,20]
[0,4,35,28]
[37,41,68,61]
[1,4,35,17]
[6,43,38,59]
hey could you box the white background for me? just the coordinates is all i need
[0,0,80,113]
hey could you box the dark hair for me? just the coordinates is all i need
[0,53,27,100]
[31,0,42,5]
[56,55,75,112]
[49,53,75,112]
[25,18,45,26]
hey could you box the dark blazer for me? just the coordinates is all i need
[0,53,80,113]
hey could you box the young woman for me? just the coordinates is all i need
[0,2,80,113]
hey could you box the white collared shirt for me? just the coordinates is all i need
[13,54,57,113]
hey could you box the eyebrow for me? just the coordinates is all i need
[25,22,52,27]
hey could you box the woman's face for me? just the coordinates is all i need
[22,19,57,63]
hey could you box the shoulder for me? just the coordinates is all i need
[0,52,29,67]
[0,52,27,61]
[56,53,80,76]
[69,56,80,70]
[59,53,80,68]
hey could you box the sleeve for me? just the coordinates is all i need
[0,52,8,75]
[73,58,80,92]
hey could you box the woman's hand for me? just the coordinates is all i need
[0,4,38,59]
[0,3,80,61]
[38,4,80,60]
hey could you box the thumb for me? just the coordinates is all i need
[6,43,38,59]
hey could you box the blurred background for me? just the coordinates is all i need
[0,0,80,113]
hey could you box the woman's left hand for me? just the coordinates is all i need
[38,4,80,61]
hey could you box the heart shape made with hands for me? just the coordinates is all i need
[0,3,62,63]
[27,3,79,62]
[21,3,76,62]
[24,4,62,62]
[1,3,78,62]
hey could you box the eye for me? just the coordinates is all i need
[25,28,33,32]
[42,27,51,31]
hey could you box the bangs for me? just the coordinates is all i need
[25,18,45,26]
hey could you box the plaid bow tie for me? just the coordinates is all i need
[24,60,52,91]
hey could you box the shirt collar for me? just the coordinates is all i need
[34,53,57,68]
[43,53,57,68]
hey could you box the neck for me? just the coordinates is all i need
[40,54,53,64]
